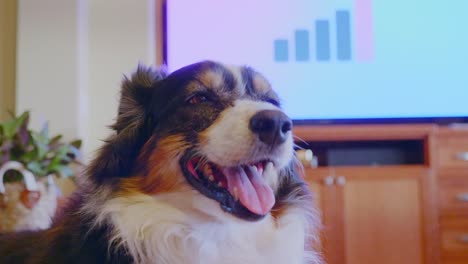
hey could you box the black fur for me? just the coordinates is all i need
[241,66,256,96]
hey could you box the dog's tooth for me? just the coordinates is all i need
[203,164,212,175]
[233,187,239,201]
[265,162,275,174]
[250,165,263,175]
[264,161,278,190]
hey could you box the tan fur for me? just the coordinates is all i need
[197,70,227,92]
[252,74,272,94]
[135,135,190,194]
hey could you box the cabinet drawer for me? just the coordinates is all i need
[438,137,468,168]
[442,259,468,264]
[439,180,468,215]
[441,220,468,258]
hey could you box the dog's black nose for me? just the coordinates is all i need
[249,110,292,146]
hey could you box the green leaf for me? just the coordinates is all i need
[46,155,61,170]
[57,144,71,156]
[40,122,49,139]
[26,161,47,176]
[0,110,82,182]
[19,148,38,163]
[70,139,82,149]
[48,135,63,149]
[52,165,74,178]
[31,131,49,159]
[0,111,29,139]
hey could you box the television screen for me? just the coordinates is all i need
[166,0,468,123]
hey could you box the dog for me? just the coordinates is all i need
[0,61,321,264]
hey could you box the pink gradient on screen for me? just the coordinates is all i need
[355,0,375,61]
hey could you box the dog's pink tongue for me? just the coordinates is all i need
[223,166,275,215]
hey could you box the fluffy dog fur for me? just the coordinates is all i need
[0,61,321,264]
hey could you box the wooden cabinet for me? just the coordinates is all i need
[306,170,342,264]
[434,129,468,264]
[440,218,468,259]
[294,124,439,264]
[305,166,428,264]
[438,173,468,216]
[436,136,468,169]
[295,124,468,264]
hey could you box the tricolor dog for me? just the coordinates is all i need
[0,61,321,264]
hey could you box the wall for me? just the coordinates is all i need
[0,0,17,121]
[16,0,80,140]
[86,0,156,158]
[16,0,157,159]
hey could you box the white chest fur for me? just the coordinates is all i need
[97,192,318,264]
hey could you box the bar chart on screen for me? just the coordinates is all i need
[273,0,374,63]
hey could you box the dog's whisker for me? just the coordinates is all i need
[293,135,308,144]
[293,143,305,150]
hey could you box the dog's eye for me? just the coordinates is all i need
[187,94,209,105]
[266,98,280,107]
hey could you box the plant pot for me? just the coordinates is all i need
[0,161,58,232]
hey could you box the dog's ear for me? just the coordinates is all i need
[88,65,168,182]
[112,64,167,134]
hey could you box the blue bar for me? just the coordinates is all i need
[295,30,309,61]
[274,39,289,62]
[315,20,330,61]
[336,10,352,61]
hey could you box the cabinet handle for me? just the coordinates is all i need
[456,193,468,202]
[455,152,468,161]
[457,235,468,244]
[335,176,346,186]
[323,176,334,186]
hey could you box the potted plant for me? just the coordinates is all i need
[0,111,82,232]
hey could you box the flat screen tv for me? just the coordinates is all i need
[164,0,468,124]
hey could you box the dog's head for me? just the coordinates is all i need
[88,61,305,221]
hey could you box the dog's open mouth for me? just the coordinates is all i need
[181,155,275,221]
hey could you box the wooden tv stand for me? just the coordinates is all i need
[293,123,468,264]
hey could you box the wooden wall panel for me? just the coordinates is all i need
[0,0,17,121]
